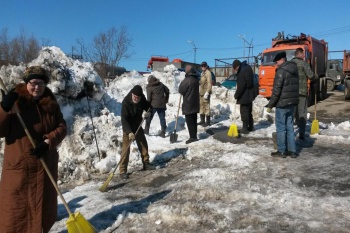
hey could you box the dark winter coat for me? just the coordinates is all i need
[146,76,169,109]
[0,83,67,233]
[121,90,152,134]
[234,61,255,104]
[291,57,315,96]
[267,61,299,108]
[178,70,200,115]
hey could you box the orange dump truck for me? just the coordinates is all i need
[259,32,328,105]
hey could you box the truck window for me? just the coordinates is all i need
[261,50,296,66]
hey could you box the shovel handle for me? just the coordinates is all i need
[0,77,73,216]
[174,95,182,131]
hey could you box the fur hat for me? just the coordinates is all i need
[273,51,286,62]
[232,60,241,69]
[23,66,49,84]
[131,85,143,96]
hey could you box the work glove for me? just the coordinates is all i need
[128,133,135,141]
[142,111,151,119]
[1,89,18,112]
[203,91,210,100]
[30,141,49,159]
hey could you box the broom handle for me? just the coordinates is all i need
[0,78,73,216]
[174,95,182,131]
[109,107,150,176]
[314,57,317,119]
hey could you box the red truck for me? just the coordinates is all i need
[259,32,328,105]
[344,50,350,100]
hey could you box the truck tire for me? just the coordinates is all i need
[322,80,328,100]
[345,79,350,100]
[317,78,327,101]
[326,79,335,91]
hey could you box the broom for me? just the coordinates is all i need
[99,108,149,192]
[227,100,239,137]
[311,57,320,135]
[0,78,97,233]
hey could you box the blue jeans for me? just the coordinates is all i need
[275,105,296,153]
[146,108,167,129]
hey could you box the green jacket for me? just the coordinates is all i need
[291,57,315,96]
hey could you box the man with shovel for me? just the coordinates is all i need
[178,65,200,144]
[120,85,154,179]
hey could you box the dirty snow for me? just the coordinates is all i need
[0,47,350,232]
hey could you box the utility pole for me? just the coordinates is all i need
[188,40,197,64]
[238,34,245,57]
[238,35,253,63]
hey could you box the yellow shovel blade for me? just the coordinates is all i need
[310,119,320,135]
[66,212,97,233]
[227,124,238,137]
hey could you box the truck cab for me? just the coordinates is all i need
[325,59,344,91]
[259,49,297,97]
[259,32,328,106]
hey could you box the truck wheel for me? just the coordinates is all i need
[345,80,350,100]
[322,81,328,100]
[318,79,327,101]
[326,79,335,91]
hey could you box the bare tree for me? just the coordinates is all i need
[0,28,11,65]
[78,25,133,82]
[0,28,41,66]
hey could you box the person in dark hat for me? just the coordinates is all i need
[266,51,299,158]
[145,75,170,138]
[233,59,256,134]
[179,65,200,144]
[120,85,154,179]
[273,51,287,62]
[0,66,67,232]
[198,61,212,127]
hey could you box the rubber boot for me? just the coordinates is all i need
[203,115,211,127]
[160,127,166,138]
[198,114,205,126]
[240,121,250,134]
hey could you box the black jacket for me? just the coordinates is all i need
[146,77,169,109]
[234,61,255,104]
[121,90,152,134]
[178,71,200,115]
[267,61,299,108]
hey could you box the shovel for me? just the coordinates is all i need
[227,100,239,137]
[170,95,182,143]
[311,57,320,135]
[0,78,97,233]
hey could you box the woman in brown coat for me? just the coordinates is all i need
[0,66,67,233]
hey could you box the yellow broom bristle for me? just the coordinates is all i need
[99,173,114,192]
[66,212,97,233]
[227,124,238,137]
[311,120,320,135]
